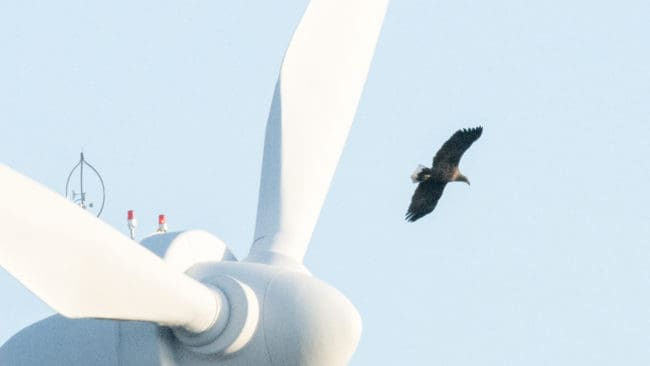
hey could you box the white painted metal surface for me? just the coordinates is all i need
[0,165,221,333]
[248,0,389,266]
[140,230,237,273]
[0,0,389,364]
[1,261,362,366]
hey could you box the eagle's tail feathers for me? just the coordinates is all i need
[410,164,428,183]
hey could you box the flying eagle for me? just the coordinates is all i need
[405,126,483,222]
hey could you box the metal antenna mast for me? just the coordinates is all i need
[65,152,106,217]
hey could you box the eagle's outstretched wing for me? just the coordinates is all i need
[432,126,482,168]
[405,180,447,222]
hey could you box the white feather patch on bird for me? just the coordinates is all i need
[411,164,428,183]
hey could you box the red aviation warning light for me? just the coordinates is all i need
[157,214,168,233]
[127,210,137,240]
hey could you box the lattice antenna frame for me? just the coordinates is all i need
[65,152,106,217]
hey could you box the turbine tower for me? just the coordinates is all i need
[0,1,389,365]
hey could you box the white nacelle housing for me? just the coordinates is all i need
[140,230,238,272]
[1,234,363,366]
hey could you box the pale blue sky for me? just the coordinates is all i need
[1,0,649,365]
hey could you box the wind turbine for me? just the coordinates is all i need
[0,1,389,365]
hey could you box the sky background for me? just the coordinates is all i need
[1,0,649,365]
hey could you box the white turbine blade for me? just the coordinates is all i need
[0,165,218,333]
[249,0,389,266]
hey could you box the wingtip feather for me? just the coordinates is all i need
[404,211,420,222]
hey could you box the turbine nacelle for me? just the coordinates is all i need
[139,230,362,362]
[185,261,362,365]
[1,230,362,366]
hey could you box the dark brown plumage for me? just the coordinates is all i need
[405,126,483,222]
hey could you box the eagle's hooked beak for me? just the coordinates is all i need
[457,174,470,185]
